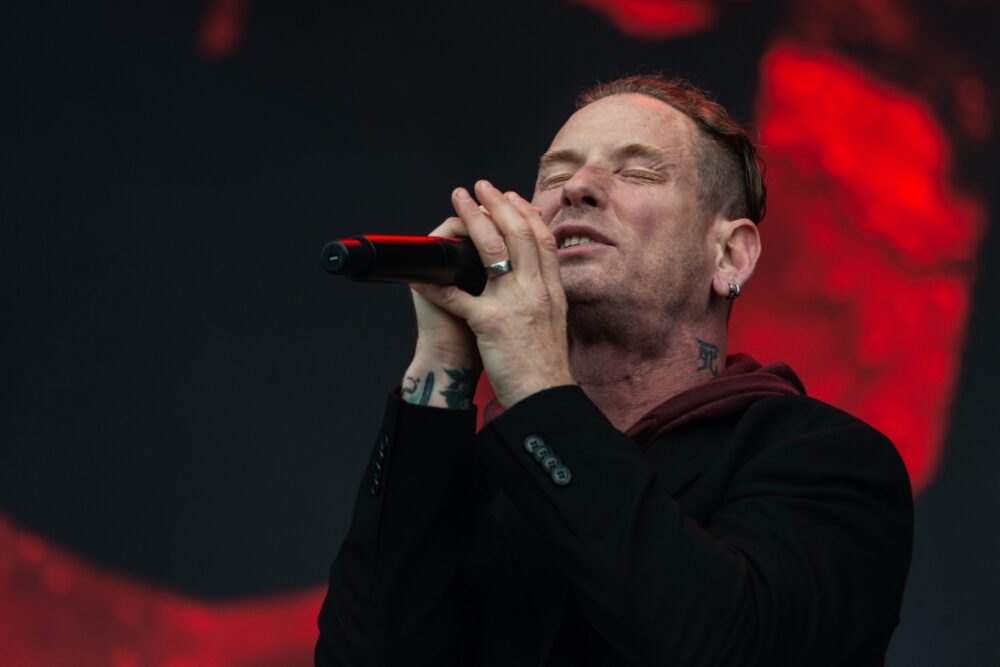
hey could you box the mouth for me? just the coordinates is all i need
[559,234,602,250]
[553,225,614,251]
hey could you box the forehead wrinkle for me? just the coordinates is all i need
[538,100,697,180]
[613,142,679,165]
[538,142,679,174]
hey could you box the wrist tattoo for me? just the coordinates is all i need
[402,375,419,398]
[402,372,436,406]
[696,337,720,377]
[439,367,477,410]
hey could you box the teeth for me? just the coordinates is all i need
[560,235,596,249]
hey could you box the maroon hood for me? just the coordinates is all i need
[622,353,805,447]
[475,354,805,447]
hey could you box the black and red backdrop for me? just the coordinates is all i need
[1,0,997,665]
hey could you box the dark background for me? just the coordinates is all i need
[1,0,997,664]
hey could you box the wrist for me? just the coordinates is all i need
[402,358,480,410]
[495,372,577,409]
[410,349,480,373]
[411,338,479,369]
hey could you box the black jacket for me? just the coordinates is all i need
[316,385,913,666]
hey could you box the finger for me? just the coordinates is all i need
[503,191,563,301]
[451,186,510,269]
[428,215,468,239]
[473,180,541,281]
[410,281,477,321]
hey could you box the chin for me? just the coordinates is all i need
[562,274,611,306]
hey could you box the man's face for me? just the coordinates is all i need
[531,93,715,322]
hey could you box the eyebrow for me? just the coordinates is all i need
[537,143,677,174]
[537,149,582,174]
[615,143,677,165]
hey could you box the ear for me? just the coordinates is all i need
[710,218,761,299]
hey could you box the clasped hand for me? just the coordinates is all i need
[411,179,576,408]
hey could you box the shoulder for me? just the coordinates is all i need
[736,394,895,449]
[741,393,882,435]
[729,394,913,501]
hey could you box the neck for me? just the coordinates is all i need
[567,310,727,432]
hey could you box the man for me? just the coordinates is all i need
[315,76,913,666]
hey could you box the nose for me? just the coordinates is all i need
[561,165,608,211]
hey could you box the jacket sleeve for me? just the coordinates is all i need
[315,390,479,667]
[474,385,913,666]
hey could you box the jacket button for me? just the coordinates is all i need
[533,446,551,462]
[551,466,571,486]
[541,455,560,472]
[524,435,544,454]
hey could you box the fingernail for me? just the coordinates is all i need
[454,187,471,201]
[505,192,518,202]
[478,179,498,193]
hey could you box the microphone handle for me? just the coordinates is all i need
[321,235,487,295]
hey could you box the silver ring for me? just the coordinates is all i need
[485,259,513,278]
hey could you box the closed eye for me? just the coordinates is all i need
[539,173,573,189]
[621,169,664,182]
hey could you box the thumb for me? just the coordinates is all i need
[410,282,476,321]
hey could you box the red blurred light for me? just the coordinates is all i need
[571,0,716,39]
[730,44,983,492]
[0,516,320,667]
[197,0,248,60]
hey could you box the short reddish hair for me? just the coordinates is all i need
[577,75,766,224]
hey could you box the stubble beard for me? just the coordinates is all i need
[562,255,706,359]
[564,269,669,357]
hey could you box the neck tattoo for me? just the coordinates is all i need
[695,337,720,377]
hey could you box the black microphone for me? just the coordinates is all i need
[321,235,487,295]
